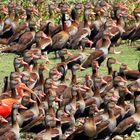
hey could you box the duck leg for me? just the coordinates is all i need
[109,45,121,54]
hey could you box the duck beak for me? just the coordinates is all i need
[120,78,127,83]
[79,65,85,71]
[101,79,107,85]
[119,5,129,11]
[54,117,61,121]
[79,87,86,92]
[86,39,93,47]
[39,93,45,98]
[109,32,115,37]
[32,7,38,16]
[22,85,33,94]
[66,50,72,56]
[55,96,62,102]
[20,104,27,109]
[29,98,36,103]
[115,105,122,110]
[1,117,8,123]
[29,77,35,82]
[2,6,8,15]
[83,85,90,90]
[21,60,28,65]
[64,112,69,117]
[32,54,39,59]
[115,60,121,65]
[128,14,134,19]
[94,106,100,112]
[111,96,118,102]
[41,32,48,39]
[125,87,132,95]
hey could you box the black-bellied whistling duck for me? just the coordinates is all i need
[84,75,94,99]
[63,52,87,74]
[33,115,61,140]
[0,103,26,140]
[13,56,28,73]
[17,92,40,127]
[66,104,99,140]
[54,49,71,82]
[0,4,15,40]
[91,60,99,78]
[103,57,121,83]
[95,101,119,139]
[109,4,132,54]
[106,57,120,75]
[0,21,37,54]
[129,8,140,45]
[70,6,91,50]
[89,7,105,45]
[36,31,52,57]
[8,22,29,44]
[33,63,48,90]
[67,8,78,38]
[82,28,113,68]
[47,12,70,57]
[119,86,135,119]
[0,115,9,136]
[119,61,140,80]
[111,95,140,138]
[115,86,133,125]
[71,64,85,85]
[0,5,8,33]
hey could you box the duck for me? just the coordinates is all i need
[109,4,132,54]
[17,92,40,127]
[95,101,118,139]
[33,116,61,140]
[13,56,28,73]
[69,6,91,50]
[81,28,114,68]
[0,21,37,54]
[119,61,140,80]
[111,95,140,138]
[47,12,70,58]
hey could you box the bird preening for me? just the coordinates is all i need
[0,0,140,140]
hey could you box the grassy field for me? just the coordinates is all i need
[0,44,139,90]
[0,43,140,139]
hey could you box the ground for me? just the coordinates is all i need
[0,44,140,139]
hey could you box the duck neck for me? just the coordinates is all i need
[107,65,113,75]
[38,67,45,86]
[71,70,77,84]
[78,90,83,101]
[11,88,18,98]
[118,95,125,106]
[11,107,19,130]
[108,109,115,119]
[94,84,100,97]
[23,64,30,72]
[14,67,20,73]
[60,55,65,62]
[92,68,99,78]
[32,61,38,72]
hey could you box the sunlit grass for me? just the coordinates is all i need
[0,44,139,91]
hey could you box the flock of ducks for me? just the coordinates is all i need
[0,0,140,140]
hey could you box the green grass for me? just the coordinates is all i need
[0,44,140,139]
[0,44,139,91]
